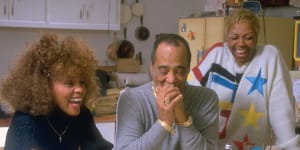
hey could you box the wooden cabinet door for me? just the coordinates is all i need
[205,17,224,49]
[179,18,206,67]
[258,17,294,69]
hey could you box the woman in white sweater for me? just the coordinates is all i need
[188,8,299,150]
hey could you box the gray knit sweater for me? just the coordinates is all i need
[115,82,219,150]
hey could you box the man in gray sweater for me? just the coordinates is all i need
[115,33,219,150]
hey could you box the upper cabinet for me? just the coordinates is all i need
[0,0,120,30]
[0,0,47,27]
[48,0,120,30]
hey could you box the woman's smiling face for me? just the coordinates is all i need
[227,20,257,66]
[51,76,86,116]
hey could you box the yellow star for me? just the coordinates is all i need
[239,102,264,129]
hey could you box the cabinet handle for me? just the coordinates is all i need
[3,0,7,15]
[11,0,14,16]
[86,10,90,20]
[82,4,86,20]
[80,8,83,19]
[4,4,6,15]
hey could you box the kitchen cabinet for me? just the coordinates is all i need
[48,0,120,30]
[259,17,294,70]
[179,16,294,69]
[178,17,224,68]
[0,0,47,28]
[0,0,120,30]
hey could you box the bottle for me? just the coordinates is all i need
[294,9,300,19]
[296,9,300,17]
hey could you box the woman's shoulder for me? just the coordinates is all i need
[262,44,278,50]
[255,44,283,62]
[10,111,38,126]
[5,112,41,150]
[258,44,280,55]
[206,42,226,54]
[8,111,40,138]
[203,42,232,61]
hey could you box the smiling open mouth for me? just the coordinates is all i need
[69,98,82,104]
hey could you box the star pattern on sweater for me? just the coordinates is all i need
[239,102,264,128]
[246,69,267,96]
[233,134,254,150]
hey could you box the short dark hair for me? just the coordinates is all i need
[151,34,191,67]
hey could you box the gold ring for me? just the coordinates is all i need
[163,96,170,105]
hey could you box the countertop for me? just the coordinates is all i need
[0,114,116,127]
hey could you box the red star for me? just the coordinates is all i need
[233,134,254,150]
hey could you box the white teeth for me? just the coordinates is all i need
[236,49,245,52]
[70,98,82,102]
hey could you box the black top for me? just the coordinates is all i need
[4,107,113,150]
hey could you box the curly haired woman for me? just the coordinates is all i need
[0,33,113,150]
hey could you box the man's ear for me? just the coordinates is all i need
[149,65,154,77]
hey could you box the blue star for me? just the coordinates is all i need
[246,69,267,96]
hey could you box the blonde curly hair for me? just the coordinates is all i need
[224,8,260,41]
[0,33,100,116]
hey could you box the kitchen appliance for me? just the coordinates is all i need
[242,1,263,15]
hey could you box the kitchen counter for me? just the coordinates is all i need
[94,114,116,123]
[0,118,10,127]
[0,114,116,127]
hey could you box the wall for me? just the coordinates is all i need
[264,6,299,17]
[0,1,299,80]
[0,0,204,79]
[0,28,111,79]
